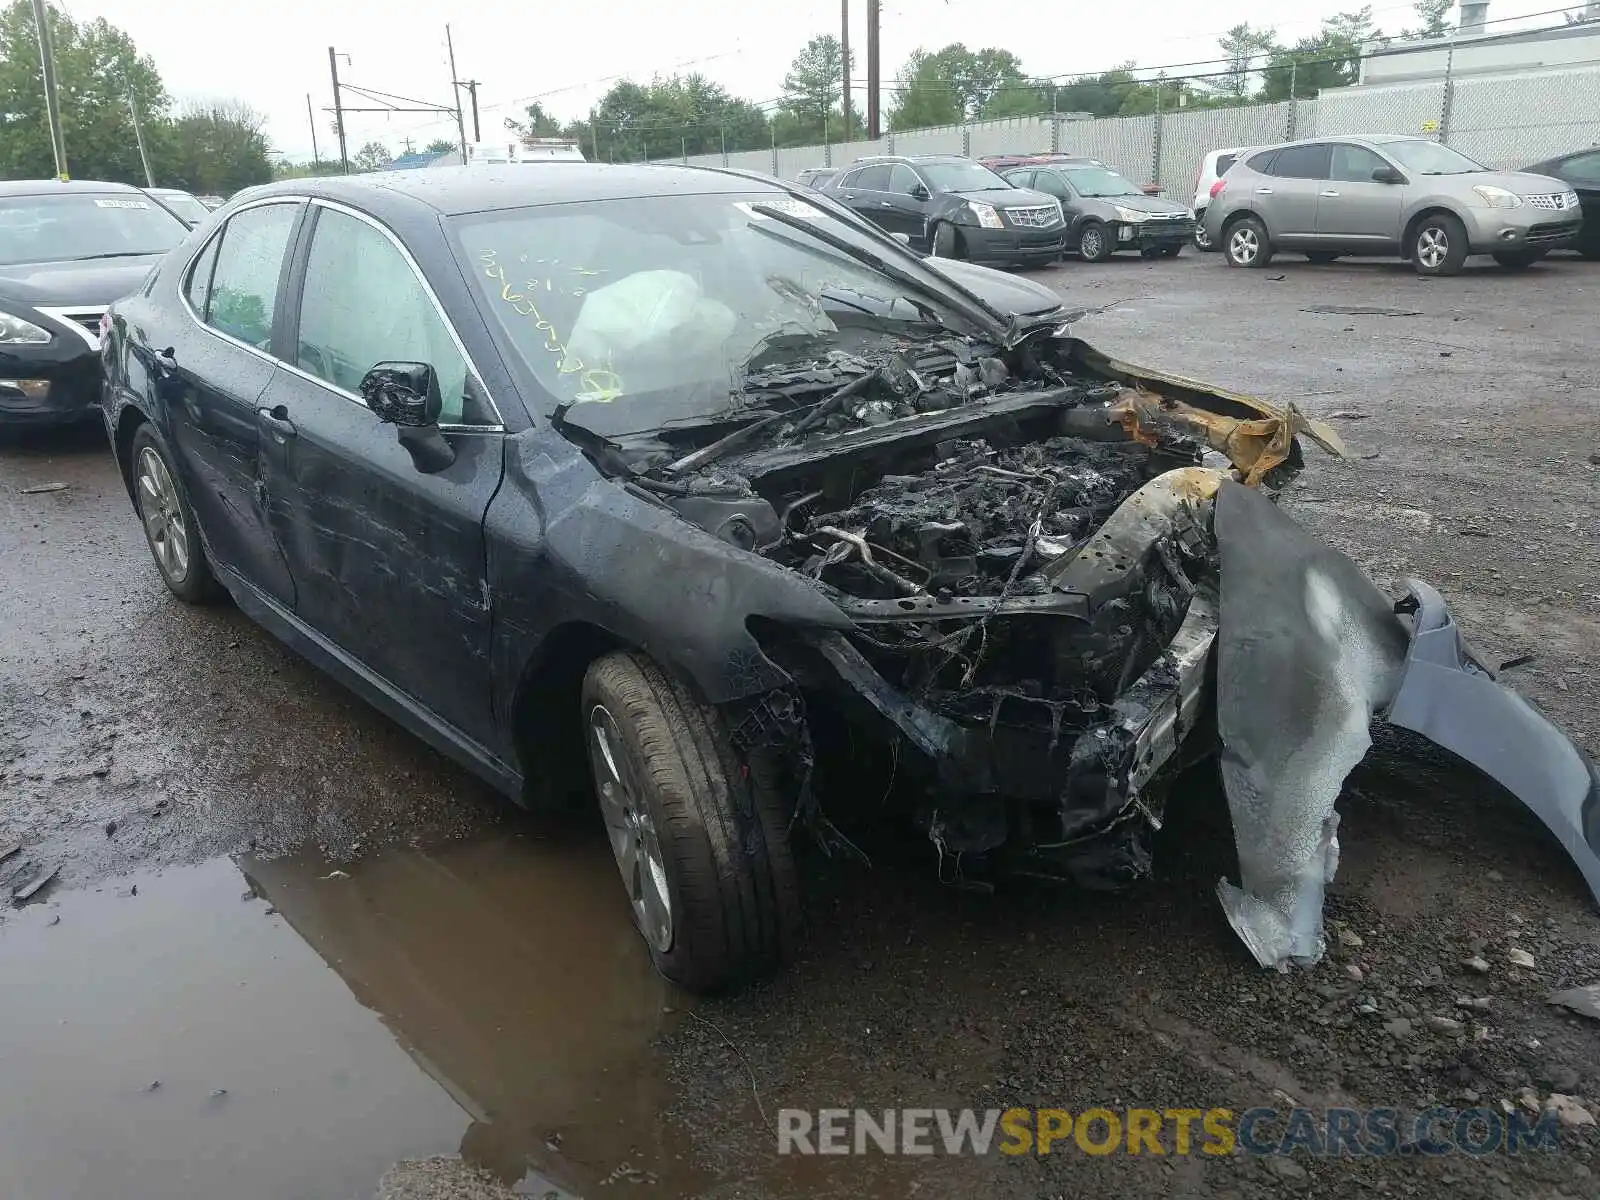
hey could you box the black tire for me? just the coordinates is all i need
[1159,244,1183,258]
[1492,250,1544,269]
[1222,215,1273,268]
[929,221,961,259]
[1192,218,1214,251]
[1077,221,1113,263]
[1305,251,1340,264]
[581,650,801,992]
[1412,212,1469,276]
[129,422,222,603]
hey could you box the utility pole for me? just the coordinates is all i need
[307,93,321,167]
[454,78,481,142]
[30,0,69,180]
[124,76,154,187]
[840,0,851,142]
[328,47,350,173]
[865,0,881,140]
[444,24,468,162]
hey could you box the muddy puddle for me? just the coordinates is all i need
[0,834,713,1199]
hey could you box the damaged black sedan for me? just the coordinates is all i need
[100,165,1600,990]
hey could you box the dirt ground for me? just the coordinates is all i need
[1,248,1597,1200]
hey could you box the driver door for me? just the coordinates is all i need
[255,201,506,746]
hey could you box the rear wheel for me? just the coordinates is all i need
[1492,249,1544,269]
[1159,244,1183,258]
[130,423,221,603]
[1224,216,1273,268]
[1412,212,1468,276]
[1078,221,1113,263]
[581,650,801,992]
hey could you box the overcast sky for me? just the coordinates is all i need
[62,0,1563,162]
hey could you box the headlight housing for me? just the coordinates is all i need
[0,310,52,345]
[965,201,1004,229]
[1472,185,1522,209]
[1113,205,1149,223]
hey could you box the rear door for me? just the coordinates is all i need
[1315,143,1407,249]
[161,198,305,604]
[1256,143,1330,243]
[844,165,895,231]
[256,200,506,745]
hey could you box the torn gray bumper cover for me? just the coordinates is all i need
[1214,482,1600,969]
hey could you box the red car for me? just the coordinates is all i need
[980,153,1164,195]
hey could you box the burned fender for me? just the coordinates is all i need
[1385,579,1600,904]
[1212,482,1600,970]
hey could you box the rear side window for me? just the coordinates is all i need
[1216,153,1238,176]
[1267,144,1332,180]
[854,165,891,189]
[1005,169,1035,189]
[184,236,219,313]
[203,203,299,350]
[1246,150,1277,173]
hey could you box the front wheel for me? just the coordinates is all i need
[1078,221,1113,263]
[1412,212,1468,276]
[1193,220,1214,251]
[1223,216,1274,268]
[130,423,222,603]
[1159,244,1183,258]
[582,650,801,992]
[1492,249,1544,270]
[929,221,961,259]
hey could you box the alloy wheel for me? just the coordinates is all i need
[135,447,190,583]
[1229,226,1259,265]
[588,703,674,953]
[1194,225,1212,249]
[1417,226,1449,270]
[1081,228,1104,258]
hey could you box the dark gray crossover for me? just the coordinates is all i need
[1006,158,1195,261]
[99,164,1600,989]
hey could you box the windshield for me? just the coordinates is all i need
[1383,139,1487,176]
[918,161,1011,193]
[0,193,187,267]
[1061,165,1143,198]
[452,192,970,435]
[154,192,210,225]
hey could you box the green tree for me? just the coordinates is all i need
[0,0,166,182]
[352,140,391,172]
[888,50,963,131]
[153,100,274,195]
[1401,0,1454,38]
[1261,9,1381,100]
[587,74,770,162]
[1207,23,1279,103]
[887,44,1030,129]
[781,34,855,139]
[423,137,457,155]
[506,100,564,143]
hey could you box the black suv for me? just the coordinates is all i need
[825,155,1064,265]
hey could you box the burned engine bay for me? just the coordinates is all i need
[570,328,1333,886]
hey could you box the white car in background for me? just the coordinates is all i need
[1192,146,1253,250]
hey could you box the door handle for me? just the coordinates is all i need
[257,403,296,439]
[880,200,893,207]
[1320,190,1341,197]
[154,346,177,374]
[1254,187,1274,194]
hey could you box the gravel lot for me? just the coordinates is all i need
[1,249,1597,1200]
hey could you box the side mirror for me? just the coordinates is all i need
[1372,166,1406,185]
[359,360,456,473]
[890,232,912,245]
[909,183,930,201]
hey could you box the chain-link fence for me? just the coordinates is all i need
[676,52,1600,198]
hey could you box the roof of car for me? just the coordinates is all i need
[0,179,146,198]
[237,163,787,217]
[849,154,972,166]
[146,187,194,198]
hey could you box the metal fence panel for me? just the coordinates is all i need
[888,124,967,156]
[1056,114,1157,185]
[1157,101,1293,199]
[1302,78,1447,139]
[1448,64,1600,169]
[966,116,1053,158]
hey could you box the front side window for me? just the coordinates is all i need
[1267,144,1331,180]
[0,192,188,268]
[203,202,299,349]
[1330,144,1391,183]
[297,207,489,426]
[853,165,892,190]
[887,164,923,195]
[1032,171,1072,199]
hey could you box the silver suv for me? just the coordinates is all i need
[1203,136,1582,276]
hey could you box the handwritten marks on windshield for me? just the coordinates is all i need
[478,248,622,403]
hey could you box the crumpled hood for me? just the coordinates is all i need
[0,257,161,308]
[921,257,1063,316]
[1090,193,1191,216]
